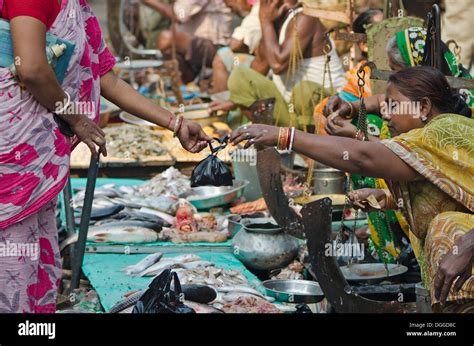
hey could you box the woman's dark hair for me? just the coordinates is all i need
[388,66,472,117]
[352,8,383,34]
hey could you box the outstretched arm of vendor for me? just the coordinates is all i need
[100,71,211,153]
[230,124,419,182]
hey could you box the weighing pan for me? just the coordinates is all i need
[262,279,325,304]
[339,263,408,284]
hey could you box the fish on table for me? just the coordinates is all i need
[135,254,203,277]
[59,224,160,251]
[122,252,164,276]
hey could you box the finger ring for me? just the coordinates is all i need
[242,126,248,131]
[245,133,253,140]
[249,139,255,145]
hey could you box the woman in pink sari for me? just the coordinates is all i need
[0,0,210,313]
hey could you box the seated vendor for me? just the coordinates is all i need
[210,0,347,129]
[141,0,234,83]
[319,23,473,272]
[211,0,262,93]
[231,66,473,312]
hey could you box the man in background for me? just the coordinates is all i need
[141,0,234,83]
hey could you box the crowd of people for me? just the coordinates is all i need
[0,0,472,314]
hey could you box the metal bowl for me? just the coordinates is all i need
[339,263,408,284]
[262,279,324,304]
[180,180,249,209]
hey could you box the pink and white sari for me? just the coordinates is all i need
[0,0,115,313]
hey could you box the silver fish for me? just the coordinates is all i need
[59,225,158,251]
[138,207,175,225]
[123,253,163,276]
[137,254,202,277]
[94,220,163,231]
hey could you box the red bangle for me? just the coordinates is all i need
[285,127,291,150]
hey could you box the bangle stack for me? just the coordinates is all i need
[173,115,184,138]
[277,127,296,151]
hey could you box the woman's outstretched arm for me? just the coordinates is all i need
[100,71,211,153]
[230,124,419,182]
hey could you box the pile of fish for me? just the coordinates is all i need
[104,124,167,159]
[136,167,191,197]
[115,253,282,313]
[122,253,212,277]
[64,168,229,247]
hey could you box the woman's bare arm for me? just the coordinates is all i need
[293,130,418,181]
[231,124,419,182]
[100,71,175,129]
[11,17,68,113]
[10,16,107,155]
[100,71,211,153]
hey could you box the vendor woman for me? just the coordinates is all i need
[0,0,210,313]
[231,66,473,312]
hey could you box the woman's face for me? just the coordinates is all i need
[382,83,425,136]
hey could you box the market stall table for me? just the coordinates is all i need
[82,252,262,312]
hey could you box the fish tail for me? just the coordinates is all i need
[59,234,79,252]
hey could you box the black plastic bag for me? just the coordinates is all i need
[191,136,233,187]
[132,269,195,314]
